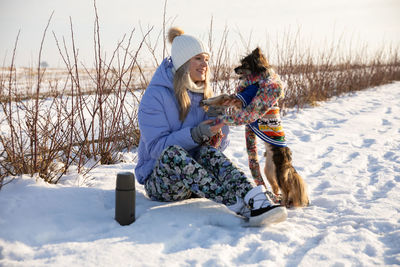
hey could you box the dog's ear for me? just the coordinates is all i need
[251,47,270,74]
[252,47,261,56]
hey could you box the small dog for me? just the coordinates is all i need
[201,48,309,207]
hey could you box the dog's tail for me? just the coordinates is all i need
[291,168,310,207]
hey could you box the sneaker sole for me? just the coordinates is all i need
[247,206,287,227]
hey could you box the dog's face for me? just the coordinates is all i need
[234,47,270,79]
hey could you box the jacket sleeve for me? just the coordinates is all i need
[220,79,283,126]
[138,89,199,160]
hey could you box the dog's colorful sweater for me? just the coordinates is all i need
[221,70,286,147]
[219,70,286,186]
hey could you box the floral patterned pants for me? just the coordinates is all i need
[144,145,254,206]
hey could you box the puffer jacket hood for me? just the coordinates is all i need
[147,57,175,92]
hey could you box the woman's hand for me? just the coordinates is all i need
[191,119,225,144]
[202,119,225,135]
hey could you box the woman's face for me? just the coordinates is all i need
[189,53,209,82]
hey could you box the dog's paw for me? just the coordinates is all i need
[201,94,233,107]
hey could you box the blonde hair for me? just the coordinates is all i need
[174,61,212,121]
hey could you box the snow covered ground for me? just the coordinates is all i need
[1,82,399,266]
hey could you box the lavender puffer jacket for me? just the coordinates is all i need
[134,57,229,184]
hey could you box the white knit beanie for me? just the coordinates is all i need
[168,27,209,71]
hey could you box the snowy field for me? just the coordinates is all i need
[1,82,400,266]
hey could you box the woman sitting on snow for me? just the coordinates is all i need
[134,27,287,226]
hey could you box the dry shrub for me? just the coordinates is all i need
[0,2,148,187]
[266,33,400,111]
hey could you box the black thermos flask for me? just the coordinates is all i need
[115,172,136,225]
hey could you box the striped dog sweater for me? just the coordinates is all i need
[222,71,287,147]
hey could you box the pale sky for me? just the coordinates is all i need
[1,0,399,67]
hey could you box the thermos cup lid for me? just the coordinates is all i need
[116,172,135,190]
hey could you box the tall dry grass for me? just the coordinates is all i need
[265,32,400,111]
[1,2,399,189]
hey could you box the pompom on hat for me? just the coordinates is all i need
[168,27,210,71]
